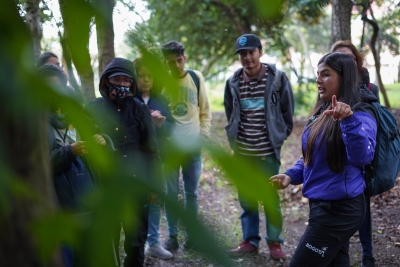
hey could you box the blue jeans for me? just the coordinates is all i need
[164,152,202,238]
[359,196,373,258]
[61,244,74,267]
[236,154,284,247]
[147,200,162,245]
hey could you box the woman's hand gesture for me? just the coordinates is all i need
[323,95,353,121]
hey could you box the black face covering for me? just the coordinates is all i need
[109,83,130,99]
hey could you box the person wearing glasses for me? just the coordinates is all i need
[85,57,162,267]
[133,57,175,260]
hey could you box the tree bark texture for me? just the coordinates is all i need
[0,1,62,266]
[330,0,352,48]
[25,0,42,59]
[59,0,95,102]
[94,0,115,77]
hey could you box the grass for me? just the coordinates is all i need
[382,83,400,108]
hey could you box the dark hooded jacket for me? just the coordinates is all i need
[85,58,162,193]
[49,114,96,212]
[360,67,380,103]
[224,63,294,159]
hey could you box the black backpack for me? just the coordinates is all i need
[187,69,199,104]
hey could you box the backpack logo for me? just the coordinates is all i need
[239,37,247,46]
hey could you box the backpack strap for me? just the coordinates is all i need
[187,69,200,104]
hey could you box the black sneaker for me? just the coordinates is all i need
[362,256,376,267]
[163,236,179,251]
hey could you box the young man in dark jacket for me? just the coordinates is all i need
[224,34,294,261]
[85,58,162,267]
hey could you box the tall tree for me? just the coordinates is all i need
[360,1,390,107]
[59,0,95,101]
[25,0,42,58]
[330,0,353,47]
[94,0,115,76]
[135,0,330,79]
[0,0,63,265]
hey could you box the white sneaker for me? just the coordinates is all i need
[145,243,173,259]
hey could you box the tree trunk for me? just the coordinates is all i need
[94,0,115,77]
[330,0,352,47]
[25,0,42,59]
[59,30,85,104]
[59,0,95,102]
[362,11,390,108]
[0,112,63,267]
[0,0,62,266]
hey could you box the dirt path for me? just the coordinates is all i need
[142,112,400,267]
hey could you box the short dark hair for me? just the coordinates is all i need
[161,41,185,57]
[36,52,59,68]
[37,63,68,87]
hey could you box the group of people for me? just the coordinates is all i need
[40,33,380,267]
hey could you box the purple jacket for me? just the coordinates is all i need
[285,110,377,200]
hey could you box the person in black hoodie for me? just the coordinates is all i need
[39,64,106,267]
[85,58,162,267]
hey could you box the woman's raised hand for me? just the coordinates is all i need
[323,95,353,121]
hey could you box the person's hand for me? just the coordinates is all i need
[269,174,292,190]
[71,141,88,156]
[151,110,166,128]
[93,134,106,146]
[323,95,353,121]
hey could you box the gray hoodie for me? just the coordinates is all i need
[224,63,294,159]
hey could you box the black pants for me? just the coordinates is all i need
[114,203,149,267]
[290,194,365,267]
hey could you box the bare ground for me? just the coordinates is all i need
[138,112,400,267]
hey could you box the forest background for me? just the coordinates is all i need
[1,0,400,266]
